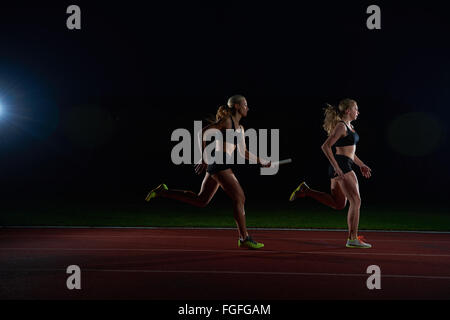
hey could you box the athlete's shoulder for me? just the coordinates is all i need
[332,122,347,136]
[334,121,347,131]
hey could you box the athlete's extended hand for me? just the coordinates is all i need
[262,161,272,168]
[258,159,271,168]
[360,164,372,178]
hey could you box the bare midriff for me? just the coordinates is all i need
[335,145,356,160]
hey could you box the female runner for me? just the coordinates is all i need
[146,95,270,249]
[289,98,373,248]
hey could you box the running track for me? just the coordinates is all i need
[1,228,449,300]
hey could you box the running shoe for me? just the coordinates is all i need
[346,236,372,248]
[289,182,310,201]
[145,184,168,202]
[238,236,264,249]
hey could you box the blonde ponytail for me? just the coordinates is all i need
[322,103,341,136]
[322,98,357,135]
[215,105,232,122]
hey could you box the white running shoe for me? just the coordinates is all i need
[346,236,372,248]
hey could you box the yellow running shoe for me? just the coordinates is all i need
[289,182,310,201]
[238,236,264,249]
[145,184,168,202]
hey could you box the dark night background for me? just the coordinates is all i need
[0,1,449,211]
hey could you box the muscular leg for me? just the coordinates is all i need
[212,169,248,240]
[305,179,347,210]
[336,171,361,240]
[159,173,219,207]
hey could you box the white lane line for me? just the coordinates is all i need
[2,226,450,234]
[1,247,450,258]
[1,234,449,244]
[1,268,449,280]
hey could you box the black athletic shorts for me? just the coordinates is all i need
[206,152,236,175]
[328,154,354,179]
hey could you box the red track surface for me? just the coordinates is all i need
[1,228,450,300]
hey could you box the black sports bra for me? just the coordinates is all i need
[219,116,241,149]
[334,121,359,147]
